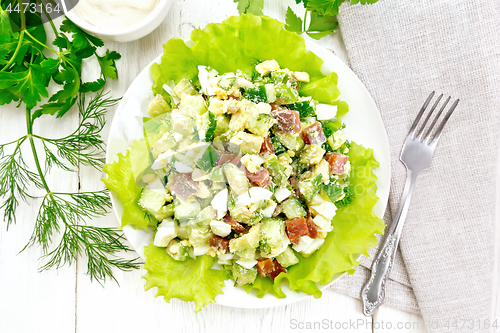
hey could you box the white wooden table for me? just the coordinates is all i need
[1,1,498,332]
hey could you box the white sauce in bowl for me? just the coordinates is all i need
[72,0,160,29]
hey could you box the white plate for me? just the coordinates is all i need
[105,39,391,309]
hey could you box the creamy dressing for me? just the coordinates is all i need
[73,0,160,29]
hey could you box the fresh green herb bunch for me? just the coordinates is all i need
[0,0,121,117]
[234,0,378,39]
[0,1,140,284]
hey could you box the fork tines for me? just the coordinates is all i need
[409,91,459,145]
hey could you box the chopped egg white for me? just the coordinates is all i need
[313,215,333,232]
[292,235,314,252]
[148,177,167,196]
[301,238,325,255]
[198,66,214,96]
[211,188,228,219]
[235,77,255,89]
[174,161,193,173]
[162,83,180,104]
[191,168,211,181]
[236,187,273,206]
[241,154,266,173]
[261,201,277,217]
[151,149,174,170]
[274,187,292,203]
[193,245,211,256]
[310,201,337,221]
[236,258,258,269]
[210,220,231,237]
[218,253,234,260]
[173,132,184,142]
[153,218,178,247]
[316,104,338,121]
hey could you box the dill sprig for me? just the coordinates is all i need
[0,92,141,284]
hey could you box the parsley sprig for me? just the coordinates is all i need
[234,0,378,40]
[0,1,140,284]
[0,1,121,117]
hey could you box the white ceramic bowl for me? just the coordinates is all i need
[65,0,172,42]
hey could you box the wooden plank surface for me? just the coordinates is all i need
[0,1,497,332]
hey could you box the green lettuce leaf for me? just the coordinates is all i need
[102,139,156,230]
[151,14,327,97]
[300,72,340,103]
[245,142,384,298]
[143,243,230,312]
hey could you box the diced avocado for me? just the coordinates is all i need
[166,239,190,261]
[274,82,299,104]
[144,113,173,148]
[176,135,197,152]
[298,174,323,202]
[216,129,237,144]
[264,155,288,187]
[187,222,212,248]
[276,246,299,268]
[210,181,227,192]
[327,130,347,150]
[232,263,257,287]
[299,144,325,165]
[179,94,207,119]
[210,167,227,182]
[245,114,276,137]
[259,218,290,258]
[223,163,250,195]
[194,206,217,224]
[174,197,201,220]
[214,115,230,137]
[197,196,213,210]
[138,188,167,216]
[152,132,177,157]
[154,203,175,221]
[229,225,260,259]
[229,203,261,225]
[282,197,306,219]
[275,132,305,152]
[148,94,171,118]
[197,111,217,142]
[174,78,197,99]
[171,112,194,136]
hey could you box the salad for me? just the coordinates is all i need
[140,59,353,285]
[103,14,384,312]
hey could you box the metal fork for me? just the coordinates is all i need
[361,92,460,316]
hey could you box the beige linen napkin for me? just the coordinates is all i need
[329,0,500,330]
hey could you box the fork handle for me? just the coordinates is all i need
[361,169,418,316]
